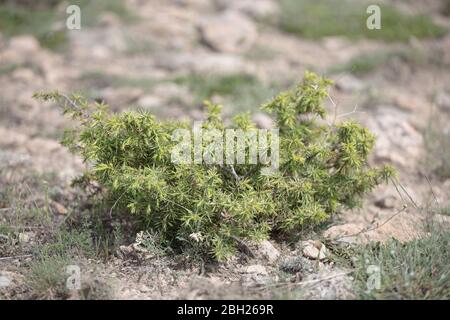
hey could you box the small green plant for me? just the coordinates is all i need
[38,228,95,258]
[439,204,450,216]
[25,227,97,299]
[35,72,394,260]
[352,228,450,299]
[27,254,71,299]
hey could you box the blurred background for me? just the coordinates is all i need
[0,0,449,299]
[0,0,449,174]
[1,0,450,233]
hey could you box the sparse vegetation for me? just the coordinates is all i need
[173,73,279,111]
[280,0,447,42]
[0,3,67,50]
[0,0,131,51]
[27,254,72,299]
[330,48,427,75]
[439,204,450,216]
[26,228,88,298]
[80,71,159,91]
[37,228,95,259]
[0,63,22,76]
[424,113,450,179]
[352,227,450,299]
[80,72,279,113]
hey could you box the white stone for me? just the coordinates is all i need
[300,240,328,260]
[257,240,280,263]
[0,276,11,288]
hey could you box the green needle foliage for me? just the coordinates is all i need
[34,72,394,260]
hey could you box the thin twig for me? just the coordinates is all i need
[163,198,193,214]
[336,104,365,119]
[396,179,419,209]
[108,190,127,219]
[258,271,354,290]
[391,177,407,204]
[0,254,33,261]
[332,205,407,242]
[58,93,90,121]
[6,226,45,230]
[59,93,80,111]
[221,164,241,182]
[230,235,256,258]
[424,174,439,206]
[327,92,338,126]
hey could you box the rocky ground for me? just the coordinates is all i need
[0,0,450,299]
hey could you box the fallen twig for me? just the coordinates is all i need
[230,235,256,258]
[0,254,33,261]
[424,174,439,206]
[332,204,408,242]
[258,271,354,291]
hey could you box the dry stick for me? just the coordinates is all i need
[336,104,366,119]
[391,177,408,205]
[327,92,338,126]
[59,93,80,110]
[7,226,45,230]
[399,182,419,209]
[230,235,256,259]
[391,177,419,209]
[424,174,439,206]
[58,93,91,122]
[332,205,408,242]
[0,254,33,261]
[220,164,241,182]
[229,165,240,182]
[108,190,127,219]
[163,197,193,214]
[258,271,354,291]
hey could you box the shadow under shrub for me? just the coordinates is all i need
[35,72,394,260]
